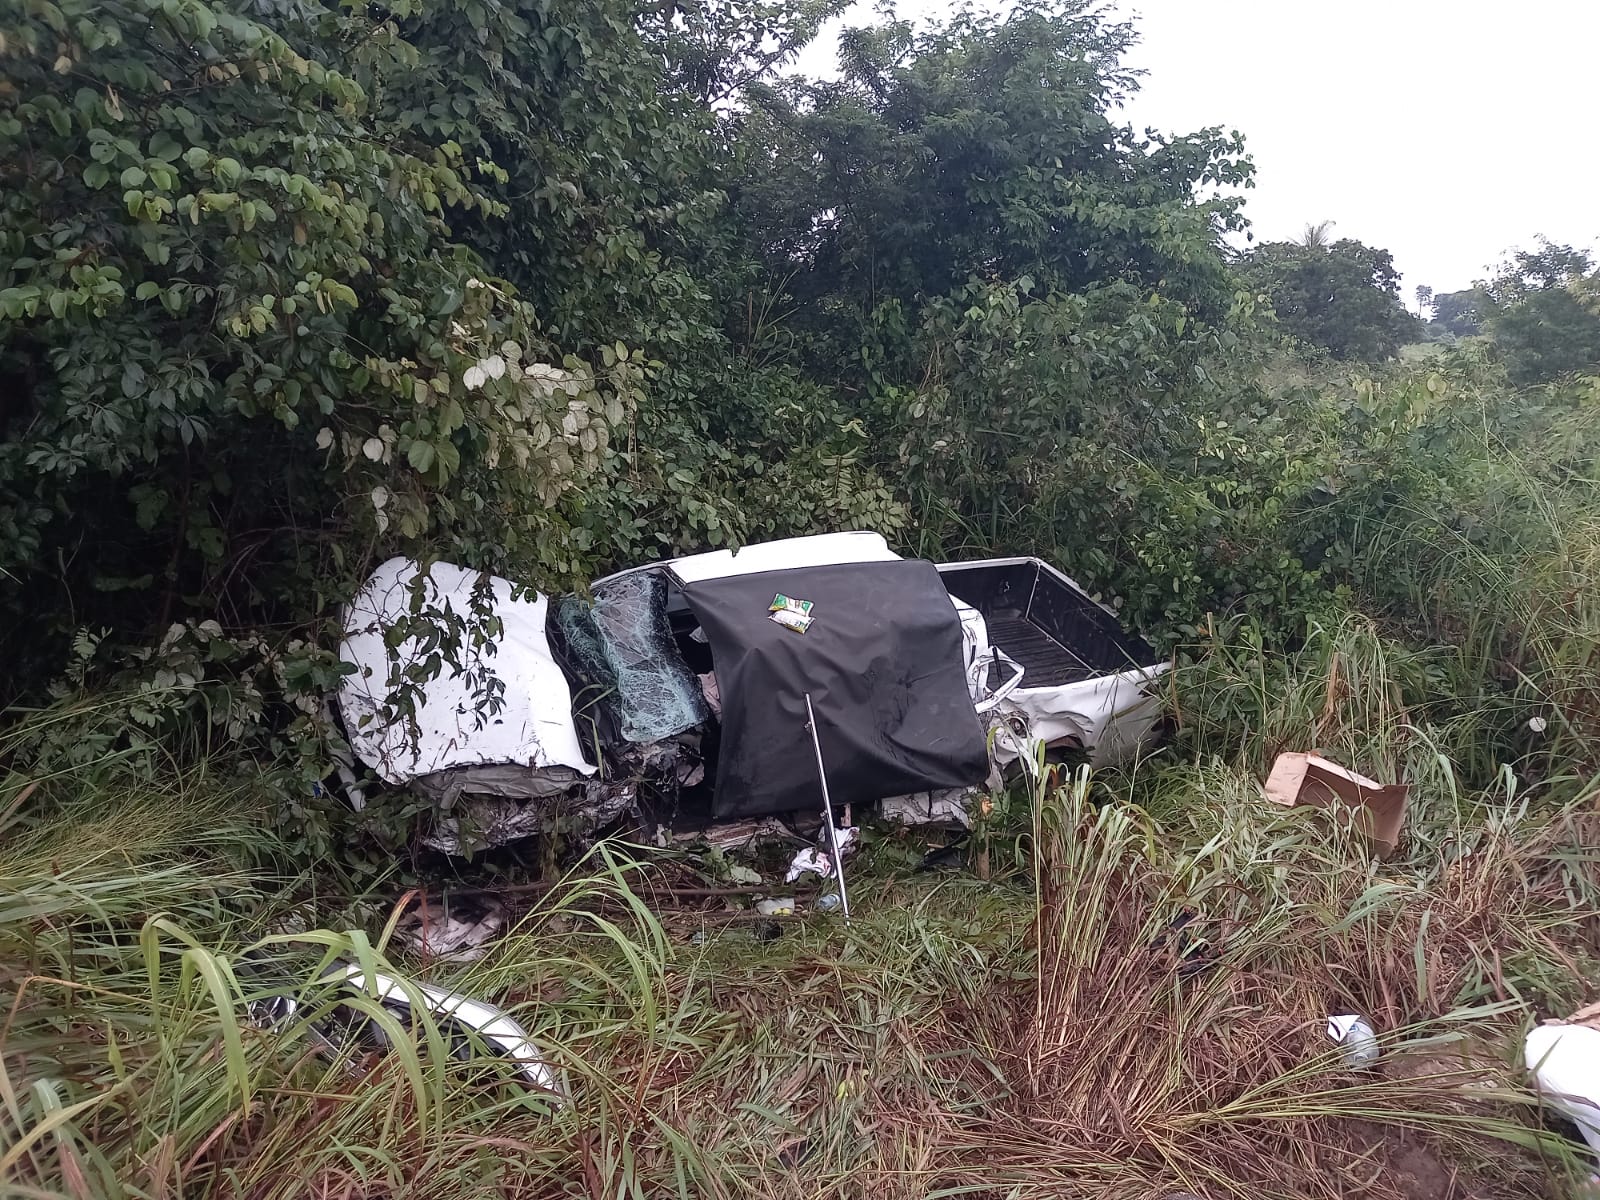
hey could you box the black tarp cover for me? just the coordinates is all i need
[678,560,989,819]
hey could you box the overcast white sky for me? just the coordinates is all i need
[790,0,1600,300]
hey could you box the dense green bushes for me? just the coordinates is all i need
[4,0,1600,814]
[0,0,677,701]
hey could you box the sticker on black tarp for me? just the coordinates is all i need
[768,593,814,633]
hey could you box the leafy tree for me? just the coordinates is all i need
[1482,239,1594,304]
[1488,289,1600,385]
[0,0,917,715]
[728,6,1253,336]
[1240,235,1422,360]
[1299,220,1336,250]
[1479,241,1600,385]
[702,5,1260,570]
[643,0,853,105]
[1430,289,1483,337]
[0,0,661,699]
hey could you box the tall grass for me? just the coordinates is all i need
[4,727,1595,1198]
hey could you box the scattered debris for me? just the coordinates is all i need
[247,959,564,1100]
[755,897,795,916]
[336,965,565,1098]
[768,592,815,633]
[679,817,801,854]
[815,891,843,913]
[1527,1004,1600,1162]
[1327,1014,1381,1068]
[1149,908,1217,979]
[421,779,638,857]
[1263,752,1408,856]
[785,825,858,884]
[397,895,507,963]
[1569,999,1600,1030]
[879,788,974,830]
[784,848,831,882]
[698,672,722,718]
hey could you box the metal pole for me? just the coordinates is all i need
[804,692,850,921]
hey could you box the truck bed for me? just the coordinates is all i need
[937,558,1161,688]
[981,614,1097,687]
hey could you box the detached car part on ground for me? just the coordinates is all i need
[336,533,1168,855]
[245,958,565,1100]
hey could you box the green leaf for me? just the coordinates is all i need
[439,398,464,434]
[120,166,146,188]
[435,439,460,476]
[406,440,436,472]
[121,362,145,397]
[149,130,182,162]
[135,281,161,300]
[83,161,110,189]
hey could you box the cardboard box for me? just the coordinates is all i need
[1262,752,1408,856]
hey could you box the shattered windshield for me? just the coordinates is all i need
[555,570,708,744]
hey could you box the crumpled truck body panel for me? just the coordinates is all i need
[936,556,1167,768]
[338,557,593,785]
[336,536,1169,854]
[995,666,1170,767]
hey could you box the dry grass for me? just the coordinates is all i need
[3,742,1596,1200]
[5,575,1600,1200]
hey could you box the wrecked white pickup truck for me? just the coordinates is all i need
[336,532,1167,854]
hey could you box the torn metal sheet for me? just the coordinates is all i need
[676,816,802,853]
[336,965,565,1097]
[339,558,593,785]
[411,763,589,808]
[397,896,508,963]
[414,738,687,856]
[880,788,975,830]
[422,783,638,856]
[939,557,1168,768]
[993,670,1169,768]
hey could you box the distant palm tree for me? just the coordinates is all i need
[1299,221,1336,250]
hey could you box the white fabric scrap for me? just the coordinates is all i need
[785,826,858,882]
[785,848,832,882]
